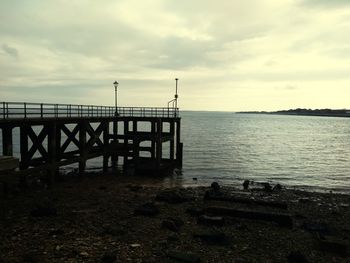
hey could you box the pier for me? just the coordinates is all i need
[0,102,182,185]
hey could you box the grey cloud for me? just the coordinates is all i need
[2,44,18,58]
[299,0,350,8]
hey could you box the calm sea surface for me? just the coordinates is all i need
[179,112,350,192]
[1,112,350,192]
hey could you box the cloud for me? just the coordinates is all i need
[2,43,18,58]
[0,0,349,110]
[299,0,350,8]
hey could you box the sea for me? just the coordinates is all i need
[1,111,350,193]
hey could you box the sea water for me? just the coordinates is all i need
[1,112,349,192]
[180,112,350,192]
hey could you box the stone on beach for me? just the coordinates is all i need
[193,231,230,246]
[167,250,201,263]
[243,180,250,190]
[134,202,159,216]
[198,215,225,227]
[155,189,194,204]
[162,217,184,232]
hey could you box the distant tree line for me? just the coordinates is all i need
[237,108,350,117]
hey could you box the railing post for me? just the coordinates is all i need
[24,102,27,119]
[2,102,5,119]
[40,103,43,118]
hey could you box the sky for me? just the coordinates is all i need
[1,0,350,111]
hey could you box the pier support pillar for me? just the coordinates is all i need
[111,119,118,170]
[103,121,110,173]
[151,121,156,160]
[47,123,57,186]
[176,119,183,167]
[170,121,175,161]
[2,126,13,156]
[79,120,87,176]
[123,120,129,170]
[156,119,162,170]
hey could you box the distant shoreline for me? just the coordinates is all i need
[237,108,350,118]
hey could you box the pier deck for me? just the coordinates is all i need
[0,102,183,184]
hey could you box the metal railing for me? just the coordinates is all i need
[0,102,179,119]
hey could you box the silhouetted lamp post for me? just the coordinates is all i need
[113,80,119,116]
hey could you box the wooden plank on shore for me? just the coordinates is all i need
[204,192,288,209]
[205,206,293,228]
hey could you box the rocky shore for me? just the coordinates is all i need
[0,173,349,262]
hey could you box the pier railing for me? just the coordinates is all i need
[0,102,179,119]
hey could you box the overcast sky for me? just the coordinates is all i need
[1,0,349,111]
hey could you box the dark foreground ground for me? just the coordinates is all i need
[0,173,349,263]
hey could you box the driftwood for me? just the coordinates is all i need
[205,206,293,228]
[204,191,288,209]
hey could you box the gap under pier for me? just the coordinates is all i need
[0,102,183,185]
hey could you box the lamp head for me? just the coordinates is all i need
[113,81,119,88]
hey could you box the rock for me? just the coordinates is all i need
[193,231,230,246]
[102,225,127,236]
[22,252,40,263]
[287,251,308,263]
[318,235,348,256]
[49,228,64,236]
[192,177,198,181]
[130,244,141,248]
[167,250,201,263]
[186,207,204,216]
[243,180,249,190]
[261,182,272,192]
[198,215,224,226]
[30,206,57,217]
[134,202,159,216]
[167,234,180,242]
[162,217,184,232]
[299,198,311,203]
[211,182,220,192]
[79,251,89,257]
[340,203,349,208]
[101,251,117,263]
[204,188,225,200]
[302,222,331,235]
[273,184,282,191]
[156,189,194,204]
[127,184,143,192]
[162,220,180,232]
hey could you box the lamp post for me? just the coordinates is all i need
[113,80,119,116]
[175,78,178,117]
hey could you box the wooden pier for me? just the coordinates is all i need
[0,102,182,184]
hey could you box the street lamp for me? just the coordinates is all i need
[113,80,119,116]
